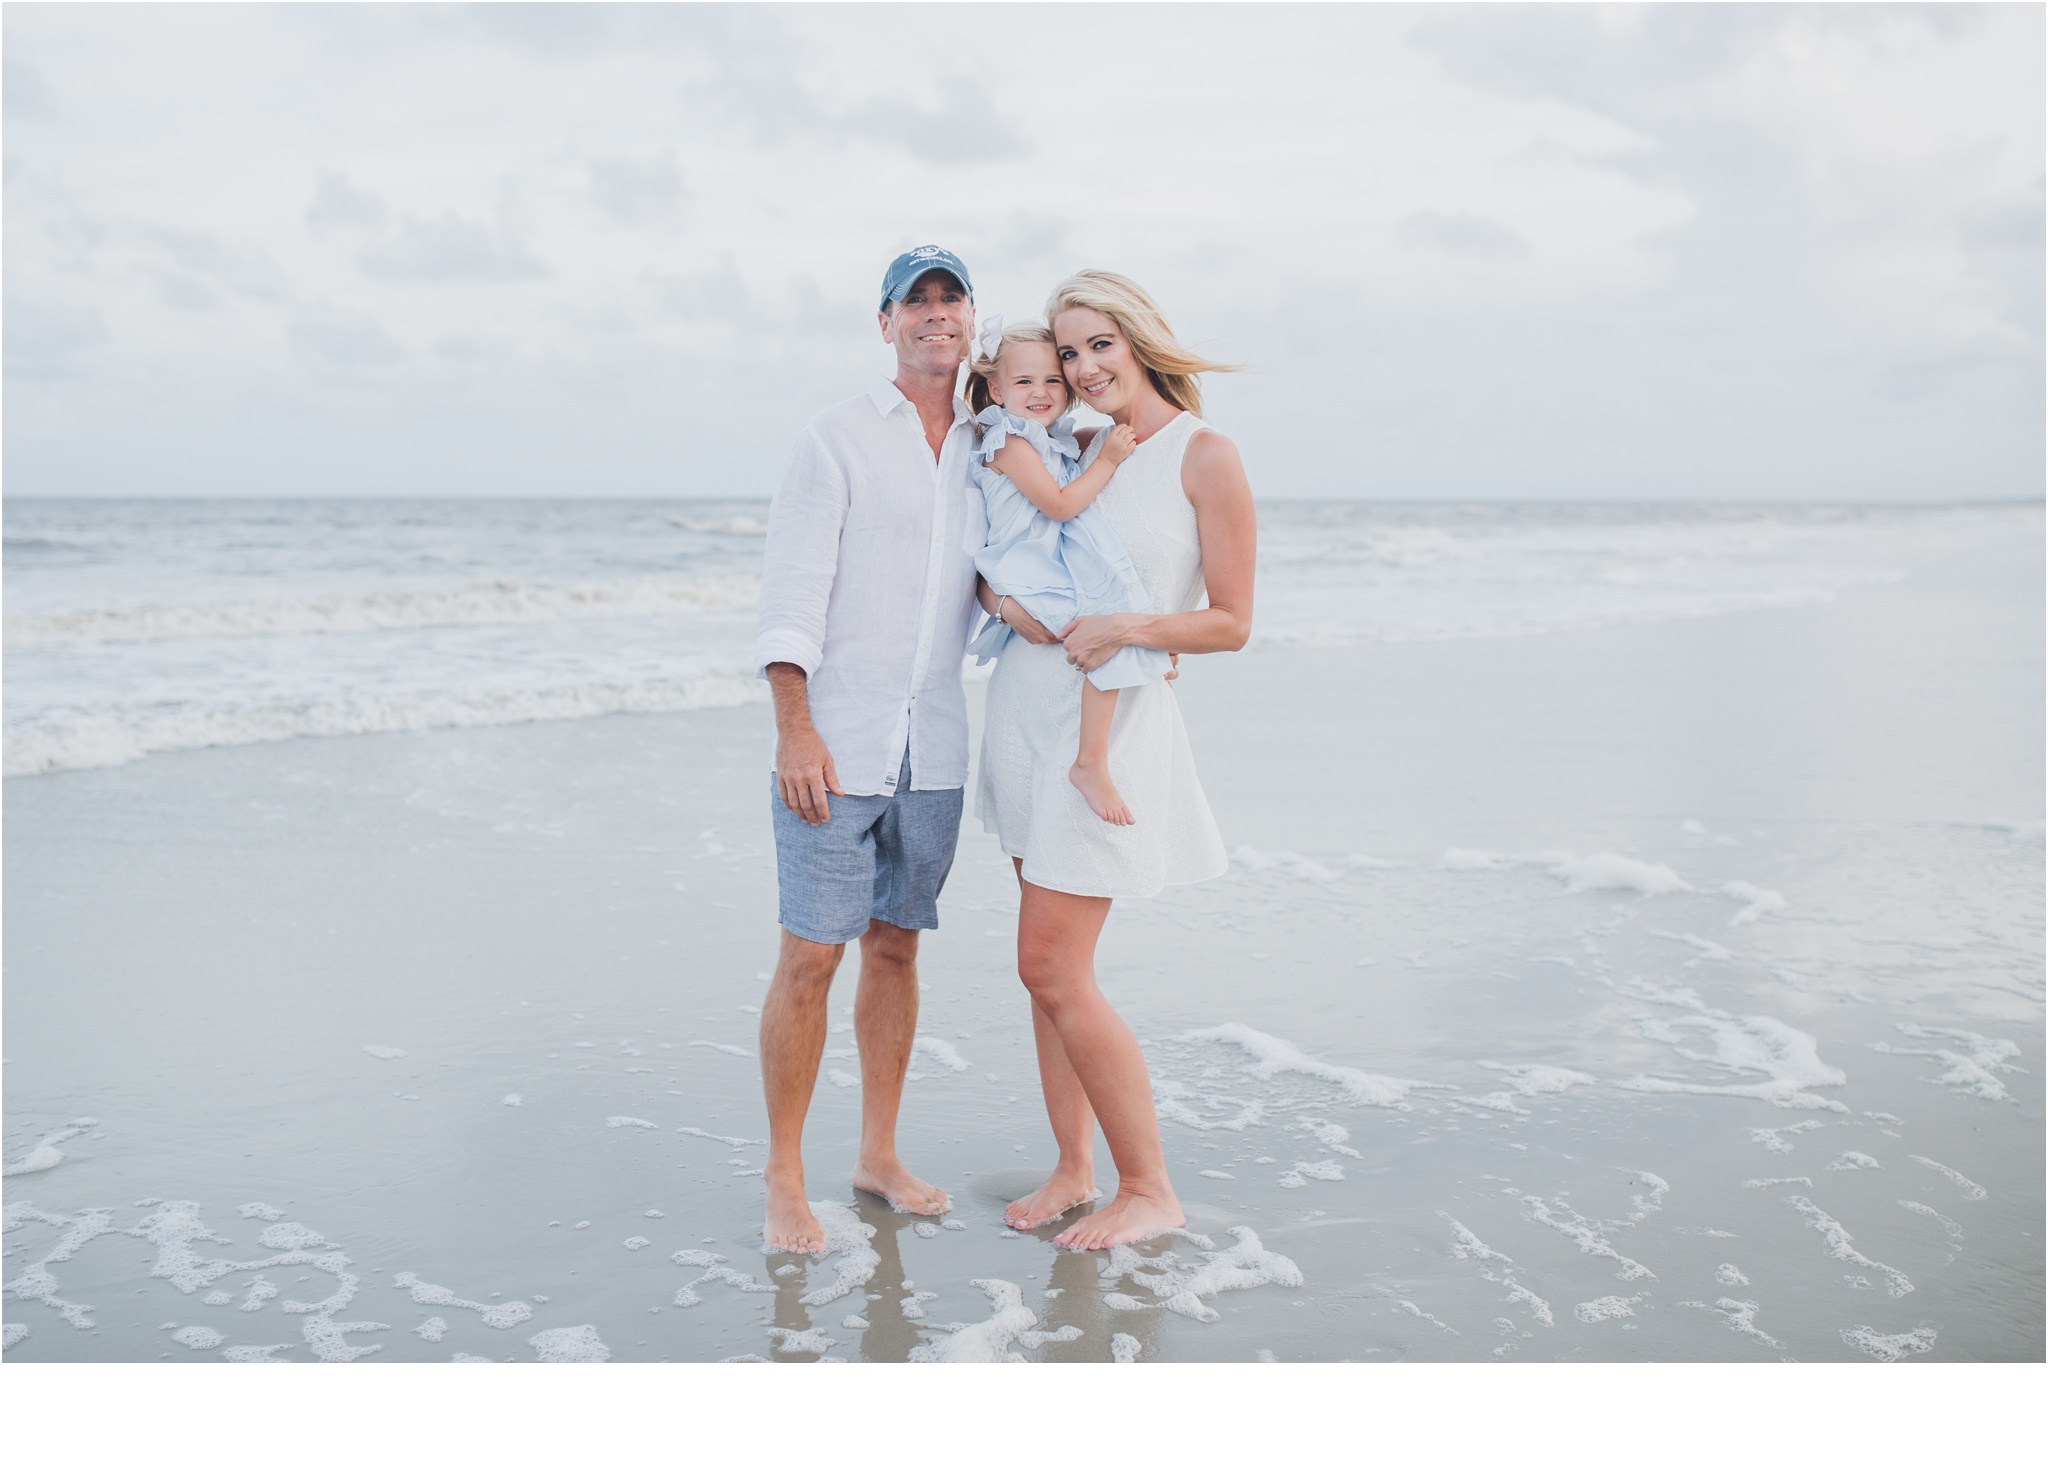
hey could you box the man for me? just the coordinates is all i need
[753,246,982,1254]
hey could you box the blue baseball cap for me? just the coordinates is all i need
[880,245,973,310]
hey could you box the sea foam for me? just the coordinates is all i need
[391,1272,533,1329]
[1468,1063,1597,1115]
[529,1324,610,1363]
[790,1202,879,1308]
[1870,1024,2021,1103]
[1841,1325,1936,1362]
[909,1279,1038,1363]
[3,1204,117,1328]
[4,572,763,649]
[1230,845,1341,882]
[1785,1197,1912,1297]
[6,674,768,777]
[1436,848,1691,895]
[0,1118,98,1177]
[1177,1023,1434,1108]
[1616,985,1847,1111]
[1107,1227,1304,1322]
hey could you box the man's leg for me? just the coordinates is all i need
[849,919,949,1214]
[763,762,886,1253]
[848,755,960,1215]
[760,929,846,1253]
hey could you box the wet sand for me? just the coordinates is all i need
[4,508,2040,1362]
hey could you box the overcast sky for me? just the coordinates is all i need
[4,2,2041,500]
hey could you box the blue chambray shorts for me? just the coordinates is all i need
[770,749,964,946]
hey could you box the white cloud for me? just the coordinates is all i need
[2,46,60,123]
[1397,212,1533,263]
[2,2,2038,500]
[361,212,550,283]
[307,169,388,235]
[585,152,686,229]
[288,304,407,370]
[4,299,108,380]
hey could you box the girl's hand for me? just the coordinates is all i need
[1000,597,1058,646]
[1056,613,1138,673]
[1098,424,1139,466]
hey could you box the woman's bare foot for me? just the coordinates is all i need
[1069,759,1134,825]
[851,1157,950,1216]
[1004,1166,1100,1230]
[763,1166,827,1255]
[1053,1185,1184,1251]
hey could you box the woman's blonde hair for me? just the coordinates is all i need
[966,321,1064,416]
[1044,270,1240,417]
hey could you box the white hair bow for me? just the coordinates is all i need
[975,313,1005,361]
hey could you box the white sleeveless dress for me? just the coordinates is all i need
[974,412,1229,899]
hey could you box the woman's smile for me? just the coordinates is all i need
[1053,305,1143,418]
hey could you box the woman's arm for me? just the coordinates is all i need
[987,427,1135,523]
[1055,430,1255,670]
[973,575,1058,645]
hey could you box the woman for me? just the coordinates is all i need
[973,270,1256,1250]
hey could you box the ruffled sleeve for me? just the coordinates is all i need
[974,404,1071,467]
[1048,415,1082,464]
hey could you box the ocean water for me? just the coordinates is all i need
[1,498,1940,777]
[4,497,2038,1364]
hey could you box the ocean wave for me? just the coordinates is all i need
[4,573,763,648]
[1248,578,1902,649]
[3,674,769,777]
[668,514,769,536]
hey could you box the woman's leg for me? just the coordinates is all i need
[1069,683,1133,825]
[1013,871,1184,1250]
[1006,860,1102,1228]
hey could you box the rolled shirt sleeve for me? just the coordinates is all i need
[755,427,849,680]
[752,379,980,795]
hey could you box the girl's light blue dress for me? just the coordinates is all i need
[964,405,1171,693]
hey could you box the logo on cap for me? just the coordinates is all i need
[881,245,972,307]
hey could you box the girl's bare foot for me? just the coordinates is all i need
[1053,1185,1183,1251]
[763,1166,828,1254]
[1004,1166,1100,1230]
[851,1157,950,1216]
[1069,759,1134,825]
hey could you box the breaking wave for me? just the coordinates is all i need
[3,674,768,777]
[5,573,762,649]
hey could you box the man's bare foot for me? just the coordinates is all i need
[851,1157,950,1216]
[1069,759,1134,825]
[1004,1167,1100,1230]
[764,1167,827,1255]
[1053,1186,1184,1251]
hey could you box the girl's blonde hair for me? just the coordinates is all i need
[1043,269,1239,417]
[966,322,1064,416]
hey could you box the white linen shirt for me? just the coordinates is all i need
[755,376,986,796]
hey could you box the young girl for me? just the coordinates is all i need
[965,317,1171,825]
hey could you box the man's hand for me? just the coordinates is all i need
[766,662,842,824]
[776,723,842,825]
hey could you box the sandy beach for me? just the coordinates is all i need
[3,502,2040,1363]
